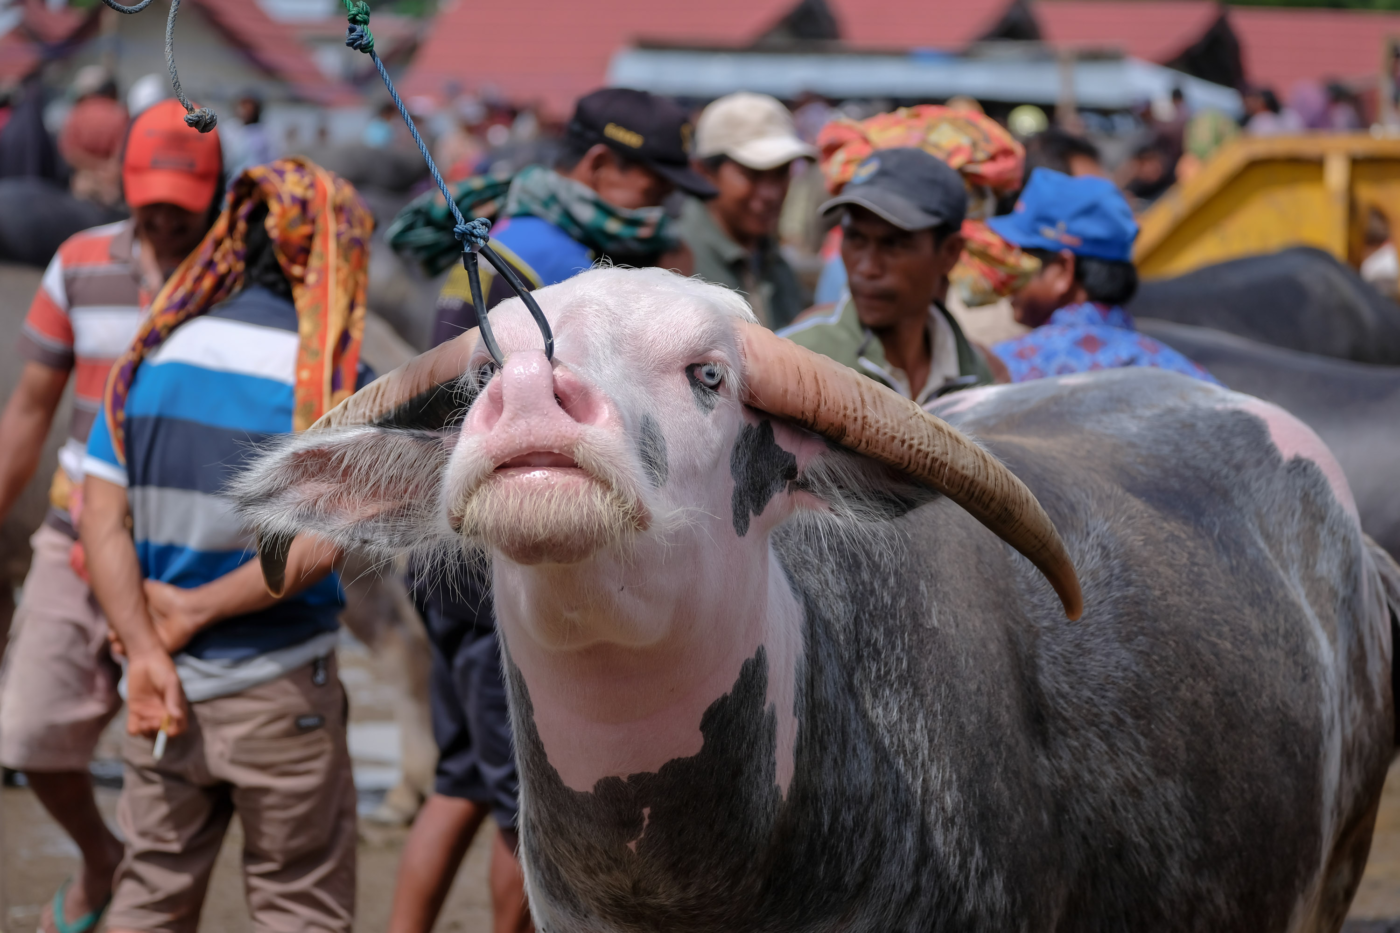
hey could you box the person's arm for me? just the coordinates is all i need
[81,474,188,738]
[388,793,489,933]
[142,533,341,654]
[0,361,68,522]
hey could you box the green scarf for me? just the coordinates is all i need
[387,165,677,277]
[503,165,677,259]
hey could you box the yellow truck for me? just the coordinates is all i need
[1133,134,1400,279]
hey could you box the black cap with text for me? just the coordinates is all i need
[567,88,717,199]
[819,146,968,231]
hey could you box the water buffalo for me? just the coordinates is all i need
[233,268,1399,932]
[1138,317,1400,562]
[1127,247,1400,366]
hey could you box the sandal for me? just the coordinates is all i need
[40,877,110,933]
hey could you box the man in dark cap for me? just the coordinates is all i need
[432,87,714,343]
[780,147,996,403]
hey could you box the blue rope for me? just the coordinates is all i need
[344,1,552,365]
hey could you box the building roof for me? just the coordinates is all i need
[187,0,359,105]
[402,0,797,116]
[403,0,1400,115]
[1034,0,1221,62]
[0,0,101,83]
[1230,6,1400,91]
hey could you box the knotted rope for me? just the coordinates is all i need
[339,0,552,366]
[99,0,216,132]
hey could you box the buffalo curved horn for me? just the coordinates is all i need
[735,321,1084,621]
[254,328,481,593]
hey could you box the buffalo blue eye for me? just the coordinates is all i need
[696,363,722,388]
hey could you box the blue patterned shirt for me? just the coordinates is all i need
[993,303,1219,384]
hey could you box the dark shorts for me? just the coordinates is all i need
[414,565,520,827]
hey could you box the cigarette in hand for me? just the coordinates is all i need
[153,715,171,761]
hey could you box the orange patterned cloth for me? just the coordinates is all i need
[819,105,1025,201]
[818,105,1039,305]
[103,157,373,463]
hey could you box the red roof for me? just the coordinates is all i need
[1230,6,1400,90]
[830,0,1009,51]
[403,0,801,115]
[402,0,1400,115]
[1034,0,1220,62]
[188,0,359,106]
[0,0,100,82]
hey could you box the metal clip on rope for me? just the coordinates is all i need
[342,0,553,368]
[99,0,216,132]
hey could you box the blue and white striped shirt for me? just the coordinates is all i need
[85,286,346,667]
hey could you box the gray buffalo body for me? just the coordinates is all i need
[1127,247,1400,365]
[513,371,1397,932]
[1140,317,1400,561]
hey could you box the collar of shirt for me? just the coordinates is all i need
[109,218,157,306]
[853,297,962,405]
[680,197,777,270]
[1047,301,1136,331]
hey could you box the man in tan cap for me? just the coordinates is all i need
[680,92,816,329]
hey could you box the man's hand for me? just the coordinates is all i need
[124,648,188,738]
[143,579,212,654]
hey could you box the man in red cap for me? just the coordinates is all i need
[0,98,221,933]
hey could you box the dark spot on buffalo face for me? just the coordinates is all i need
[638,414,668,487]
[375,375,477,431]
[686,364,720,414]
[730,419,797,536]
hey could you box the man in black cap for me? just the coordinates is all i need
[389,88,715,933]
[432,87,714,343]
[779,147,995,402]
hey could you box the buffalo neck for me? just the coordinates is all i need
[491,528,804,797]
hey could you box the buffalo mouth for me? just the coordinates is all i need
[448,439,651,565]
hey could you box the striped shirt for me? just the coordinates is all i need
[20,220,150,526]
[85,286,344,683]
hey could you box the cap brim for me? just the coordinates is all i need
[650,160,718,199]
[724,136,818,171]
[820,188,944,231]
[124,168,219,213]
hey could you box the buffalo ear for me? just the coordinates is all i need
[792,439,940,524]
[230,426,457,564]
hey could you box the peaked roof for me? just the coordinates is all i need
[402,0,797,115]
[1230,6,1400,91]
[403,0,1400,115]
[187,0,359,105]
[1034,0,1221,62]
[0,0,101,83]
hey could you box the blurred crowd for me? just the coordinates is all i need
[0,64,1388,933]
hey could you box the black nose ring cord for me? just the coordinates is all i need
[101,0,553,369]
[341,0,553,368]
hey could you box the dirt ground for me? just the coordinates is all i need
[0,642,498,933]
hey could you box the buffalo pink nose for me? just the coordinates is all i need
[468,349,611,436]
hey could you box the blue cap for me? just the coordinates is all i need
[987,168,1138,262]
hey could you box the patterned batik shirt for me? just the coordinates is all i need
[993,302,1220,385]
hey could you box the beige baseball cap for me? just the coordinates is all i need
[693,92,817,170]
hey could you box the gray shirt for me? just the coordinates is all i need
[678,198,810,330]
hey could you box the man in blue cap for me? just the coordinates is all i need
[990,168,1217,383]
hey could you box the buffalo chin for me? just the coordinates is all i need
[455,469,648,565]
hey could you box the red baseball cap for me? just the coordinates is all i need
[122,99,222,213]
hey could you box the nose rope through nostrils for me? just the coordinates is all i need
[100,0,554,369]
[340,0,553,368]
